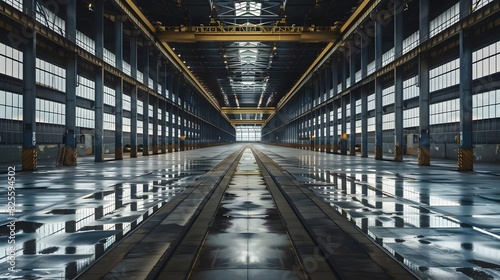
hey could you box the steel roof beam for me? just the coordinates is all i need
[222,107,275,114]
[156,25,340,43]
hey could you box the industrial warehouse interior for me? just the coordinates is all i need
[1,0,500,279]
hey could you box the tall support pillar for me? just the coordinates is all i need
[374,17,383,160]
[318,73,324,152]
[332,56,340,153]
[325,68,331,153]
[333,101,339,154]
[130,30,139,158]
[458,31,473,171]
[22,0,37,171]
[418,58,431,165]
[458,0,473,171]
[375,78,383,160]
[62,0,77,166]
[418,0,430,165]
[340,96,348,155]
[360,33,368,158]
[394,68,404,162]
[394,2,404,162]
[152,51,159,155]
[131,87,138,158]
[160,62,167,153]
[152,96,159,154]
[350,93,356,156]
[361,88,368,157]
[174,78,180,152]
[349,47,357,156]
[142,43,150,156]
[114,16,125,160]
[94,0,104,162]
[168,70,174,153]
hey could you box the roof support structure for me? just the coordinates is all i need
[156,25,340,43]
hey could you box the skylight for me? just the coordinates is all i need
[235,2,262,17]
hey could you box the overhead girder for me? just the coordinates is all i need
[222,107,275,114]
[231,119,266,125]
[156,25,341,43]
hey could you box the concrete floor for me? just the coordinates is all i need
[1,143,499,279]
[256,144,500,280]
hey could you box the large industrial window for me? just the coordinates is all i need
[236,126,261,142]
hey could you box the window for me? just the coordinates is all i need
[382,85,395,106]
[404,108,419,128]
[36,98,65,125]
[0,91,23,121]
[430,59,459,92]
[236,126,261,141]
[235,2,262,17]
[0,42,23,79]
[403,77,418,100]
[430,98,459,125]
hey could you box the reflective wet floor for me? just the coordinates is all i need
[0,145,241,279]
[189,148,304,280]
[256,144,500,280]
[2,143,499,280]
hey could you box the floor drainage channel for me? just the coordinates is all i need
[188,148,303,280]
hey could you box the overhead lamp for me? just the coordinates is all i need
[88,2,93,11]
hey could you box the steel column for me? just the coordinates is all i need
[350,93,356,156]
[394,2,404,161]
[418,0,430,166]
[325,70,331,153]
[131,87,138,157]
[394,67,404,161]
[94,1,104,162]
[62,0,77,165]
[115,16,125,160]
[168,69,174,152]
[458,29,473,171]
[374,18,383,160]
[349,50,356,156]
[341,96,347,155]
[130,30,139,158]
[142,43,150,156]
[152,51,159,155]
[332,56,339,153]
[161,62,167,153]
[21,0,37,171]
[361,87,368,157]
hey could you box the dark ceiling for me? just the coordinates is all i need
[134,0,358,111]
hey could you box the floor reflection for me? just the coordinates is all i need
[260,146,500,280]
[0,146,239,279]
[190,148,302,280]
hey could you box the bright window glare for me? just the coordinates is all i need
[235,2,262,17]
[236,126,261,141]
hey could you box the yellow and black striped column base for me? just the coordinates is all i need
[153,144,159,155]
[161,144,167,154]
[130,146,138,158]
[375,146,383,160]
[142,146,149,156]
[64,147,78,166]
[333,144,339,154]
[394,145,403,162]
[168,144,173,153]
[115,146,123,160]
[22,148,37,171]
[458,148,473,171]
[326,144,331,153]
[418,147,430,166]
